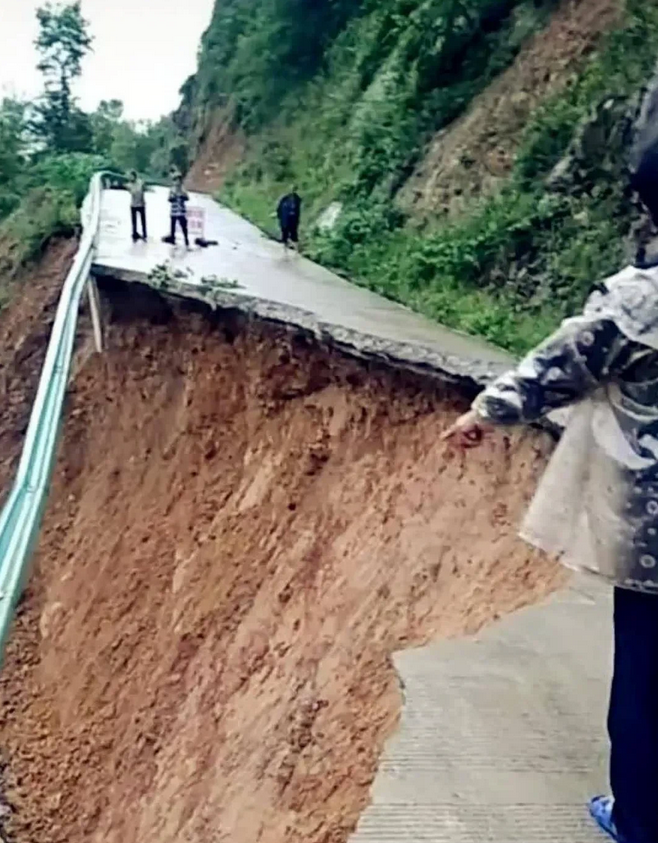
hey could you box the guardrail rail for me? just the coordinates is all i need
[0,171,106,658]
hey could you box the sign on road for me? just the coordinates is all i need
[187,206,205,241]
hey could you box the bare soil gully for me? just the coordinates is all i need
[0,270,563,843]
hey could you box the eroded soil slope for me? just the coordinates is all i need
[0,240,78,500]
[186,110,246,194]
[0,282,563,843]
[401,0,623,216]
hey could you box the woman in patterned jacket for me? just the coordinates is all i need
[444,85,658,843]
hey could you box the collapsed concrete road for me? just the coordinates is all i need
[94,186,512,386]
[0,188,606,843]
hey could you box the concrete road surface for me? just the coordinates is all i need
[351,577,612,843]
[94,185,611,843]
[93,186,512,384]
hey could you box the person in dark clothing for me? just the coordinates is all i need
[277,187,302,249]
[443,75,658,843]
[168,174,190,247]
[127,170,147,242]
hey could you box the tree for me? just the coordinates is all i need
[31,2,94,152]
[0,98,28,218]
[90,98,124,156]
[0,99,27,187]
[109,121,150,173]
[142,117,190,177]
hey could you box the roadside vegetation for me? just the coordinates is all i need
[0,2,184,289]
[183,0,658,353]
[6,1,658,352]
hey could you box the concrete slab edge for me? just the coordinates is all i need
[92,264,512,389]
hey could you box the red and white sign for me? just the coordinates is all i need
[187,206,205,240]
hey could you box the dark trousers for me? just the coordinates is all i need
[610,587,658,842]
[280,218,299,245]
[131,206,147,240]
[170,215,189,246]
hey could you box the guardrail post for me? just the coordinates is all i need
[87,277,104,353]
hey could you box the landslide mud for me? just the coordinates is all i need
[0,280,563,843]
[0,239,78,502]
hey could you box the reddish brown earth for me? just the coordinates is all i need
[186,109,246,194]
[0,278,563,843]
[0,240,78,503]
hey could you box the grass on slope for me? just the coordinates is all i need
[220,0,658,354]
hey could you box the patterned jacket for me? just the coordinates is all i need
[474,263,658,592]
[169,187,189,218]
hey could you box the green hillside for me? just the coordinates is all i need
[181,0,658,352]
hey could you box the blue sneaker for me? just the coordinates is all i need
[589,796,626,842]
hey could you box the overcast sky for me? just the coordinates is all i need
[0,0,215,122]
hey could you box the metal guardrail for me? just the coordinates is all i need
[0,171,106,657]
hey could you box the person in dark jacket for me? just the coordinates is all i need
[443,77,658,843]
[168,174,190,247]
[277,187,302,249]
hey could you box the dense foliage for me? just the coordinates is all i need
[186,0,658,352]
[0,2,186,285]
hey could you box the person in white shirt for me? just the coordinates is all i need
[127,170,147,242]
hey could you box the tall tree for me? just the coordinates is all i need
[0,98,28,217]
[90,98,124,156]
[0,98,27,186]
[32,2,93,152]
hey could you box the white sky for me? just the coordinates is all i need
[0,0,215,122]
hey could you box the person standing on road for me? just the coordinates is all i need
[443,84,658,843]
[127,170,147,242]
[168,173,190,248]
[277,187,302,250]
